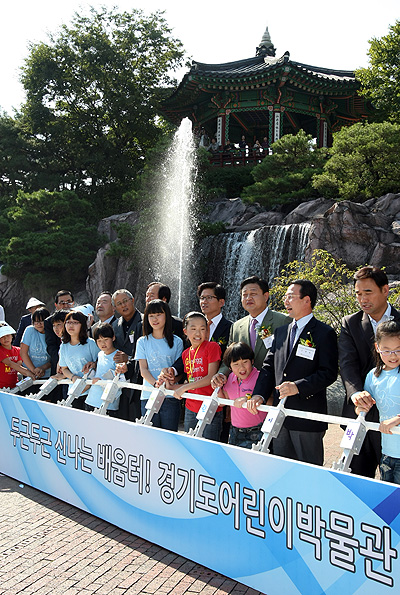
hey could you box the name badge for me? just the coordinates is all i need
[263,335,274,350]
[296,344,315,360]
[129,333,134,343]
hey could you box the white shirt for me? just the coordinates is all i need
[250,307,269,332]
[209,312,222,340]
[368,303,392,337]
[291,313,314,344]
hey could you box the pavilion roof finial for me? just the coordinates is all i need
[256,26,276,57]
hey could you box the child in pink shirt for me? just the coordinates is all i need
[221,342,266,449]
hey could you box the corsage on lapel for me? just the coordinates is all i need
[299,332,316,349]
[256,324,273,340]
[212,336,227,346]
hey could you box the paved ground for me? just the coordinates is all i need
[0,424,346,595]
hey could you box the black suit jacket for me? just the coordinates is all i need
[13,314,32,347]
[211,315,233,356]
[91,316,117,336]
[254,316,338,432]
[113,311,143,384]
[172,316,185,342]
[112,310,142,357]
[44,315,62,375]
[339,305,400,421]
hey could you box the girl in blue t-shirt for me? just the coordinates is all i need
[85,323,121,414]
[59,310,99,409]
[356,320,400,484]
[119,300,183,431]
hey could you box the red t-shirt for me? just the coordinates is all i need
[182,341,222,412]
[0,345,21,389]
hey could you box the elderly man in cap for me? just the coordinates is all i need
[13,297,46,347]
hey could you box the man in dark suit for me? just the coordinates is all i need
[197,282,233,442]
[339,266,400,478]
[91,291,116,335]
[251,279,338,466]
[161,282,232,380]
[145,282,184,341]
[112,289,142,422]
[45,290,75,375]
[197,282,232,354]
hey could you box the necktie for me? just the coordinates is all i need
[250,318,258,350]
[206,320,212,341]
[289,321,298,353]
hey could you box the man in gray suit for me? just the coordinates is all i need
[112,289,142,421]
[212,275,291,386]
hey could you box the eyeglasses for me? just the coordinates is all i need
[33,320,44,325]
[284,294,302,301]
[58,300,74,306]
[199,295,217,302]
[115,298,132,307]
[378,348,400,356]
[65,320,80,326]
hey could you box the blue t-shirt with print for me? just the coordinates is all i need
[59,339,100,395]
[365,367,400,458]
[135,334,183,400]
[21,325,51,378]
[85,349,121,410]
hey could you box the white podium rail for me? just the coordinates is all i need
[4,376,398,474]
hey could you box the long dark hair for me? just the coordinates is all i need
[374,320,400,377]
[62,311,89,344]
[143,300,174,348]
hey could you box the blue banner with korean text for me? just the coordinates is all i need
[0,391,399,595]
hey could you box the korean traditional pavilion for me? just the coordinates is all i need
[161,27,371,151]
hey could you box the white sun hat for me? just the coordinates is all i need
[0,322,16,338]
[26,297,45,309]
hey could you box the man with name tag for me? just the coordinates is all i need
[211,275,291,386]
[339,266,400,478]
[249,279,338,466]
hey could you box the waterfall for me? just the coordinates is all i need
[198,222,311,320]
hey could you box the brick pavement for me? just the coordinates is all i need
[0,472,264,595]
[0,424,351,595]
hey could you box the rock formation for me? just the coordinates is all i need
[1,193,399,324]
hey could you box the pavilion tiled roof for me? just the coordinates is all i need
[190,55,355,82]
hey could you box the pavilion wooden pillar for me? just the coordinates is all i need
[317,116,329,148]
[272,107,283,143]
[216,112,227,146]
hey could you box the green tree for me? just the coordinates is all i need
[269,250,357,333]
[241,130,326,207]
[356,21,400,123]
[312,121,400,200]
[0,189,101,291]
[19,6,185,215]
[0,115,34,199]
[271,250,400,333]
